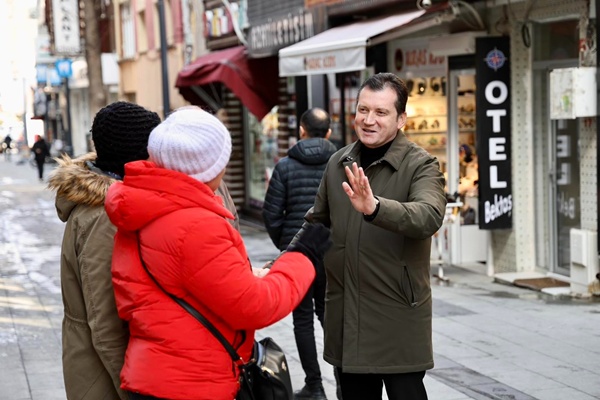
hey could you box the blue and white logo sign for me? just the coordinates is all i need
[55,59,73,79]
[484,47,506,71]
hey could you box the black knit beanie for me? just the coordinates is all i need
[92,101,161,178]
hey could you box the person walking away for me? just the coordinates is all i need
[31,134,50,181]
[263,107,337,400]
[3,133,12,161]
[104,107,332,400]
[290,73,447,400]
[47,101,162,400]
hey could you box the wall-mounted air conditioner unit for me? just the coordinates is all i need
[549,67,597,119]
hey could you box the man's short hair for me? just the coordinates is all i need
[300,108,331,138]
[357,73,408,117]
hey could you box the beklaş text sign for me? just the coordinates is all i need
[476,36,512,230]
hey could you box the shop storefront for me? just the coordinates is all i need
[278,6,490,266]
[532,19,585,276]
[243,4,324,214]
[479,0,598,288]
[175,0,286,215]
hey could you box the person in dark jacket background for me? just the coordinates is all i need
[31,134,50,181]
[263,107,337,400]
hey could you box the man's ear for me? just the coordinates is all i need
[299,126,308,139]
[397,112,407,131]
[324,129,332,140]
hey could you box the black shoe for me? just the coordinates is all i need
[294,384,327,400]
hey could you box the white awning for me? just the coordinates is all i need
[278,10,426,77]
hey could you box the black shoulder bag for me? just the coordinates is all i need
[137,237,294,400]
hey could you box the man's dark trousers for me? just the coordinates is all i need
[293,261,326,388]
[336,369,428,400]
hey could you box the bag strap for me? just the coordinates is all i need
[136,233,243,364]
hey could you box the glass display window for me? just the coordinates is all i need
[247,106,279,209]
[404,76,449,172]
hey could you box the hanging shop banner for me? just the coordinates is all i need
[476,36,512,230]
[52,0,81,54]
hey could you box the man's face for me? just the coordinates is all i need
[355,86,406,149]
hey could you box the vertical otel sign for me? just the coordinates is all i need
[475,36,512,229]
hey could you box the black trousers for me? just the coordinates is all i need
[293,261,326,388]
[35,157,44,180]
[336,369,428,400]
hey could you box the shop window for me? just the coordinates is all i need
[328,71,367,148]
[533,20,579,61]
[404,76,451,172]
[247,107,279,209]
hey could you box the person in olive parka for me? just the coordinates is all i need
[289,73,447,400]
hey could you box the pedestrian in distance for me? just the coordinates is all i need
[262,107,337,400]
[31,134,50,181]
[3,133,12,161]
[46,101,162,400]
[104,107,332,400]
[290,72,447,400]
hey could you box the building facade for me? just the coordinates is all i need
[273,0,598,288]
[113,0,187,116]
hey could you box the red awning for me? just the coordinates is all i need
[176,46,279,120]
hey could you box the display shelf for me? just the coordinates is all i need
[408,114,447,118]
[405,130,446,135]
[425,145,446,151]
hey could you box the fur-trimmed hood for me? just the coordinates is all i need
[47,152,117,222]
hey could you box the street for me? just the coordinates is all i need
[1,156,599,400]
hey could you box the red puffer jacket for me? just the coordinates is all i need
[105,160,315,400]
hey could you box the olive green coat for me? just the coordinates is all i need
[304,133,446,374]
[48,153,129,400]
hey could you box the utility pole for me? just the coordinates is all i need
[158,0,170,115]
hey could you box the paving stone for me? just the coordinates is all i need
[4,158,600,400]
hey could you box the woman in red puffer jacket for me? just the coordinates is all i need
[105,108,330,400]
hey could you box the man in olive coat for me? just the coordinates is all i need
[293,73,446,399]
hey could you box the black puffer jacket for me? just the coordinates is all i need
[263,137,337,250]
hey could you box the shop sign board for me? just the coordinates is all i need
[280,46,364,76]
[475,36,512,230]
[388,37,447,78]
[55,59,73,79]
[247,9,315,57]
[52,0,81,55]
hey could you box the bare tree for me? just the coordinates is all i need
[83,0,106,115]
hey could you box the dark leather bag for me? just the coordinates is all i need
[237,337,293,400]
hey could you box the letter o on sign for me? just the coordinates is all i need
[485,81,508,105]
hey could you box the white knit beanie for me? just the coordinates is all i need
[147,108,232,182]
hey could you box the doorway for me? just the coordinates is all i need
[447,69,487,265]
[550,117,580,275]
[532,60,579,276]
